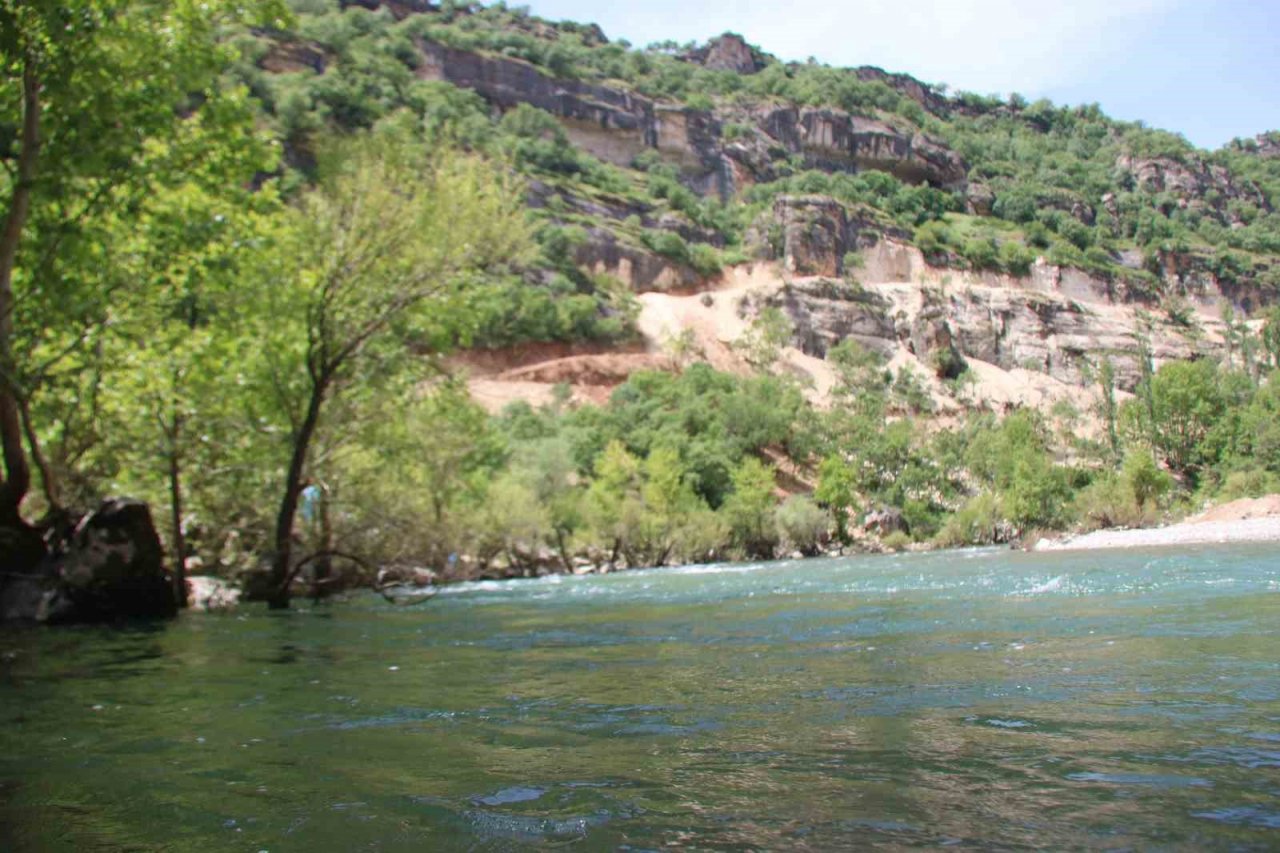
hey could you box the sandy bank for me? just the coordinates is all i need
[1035,496,1280,552]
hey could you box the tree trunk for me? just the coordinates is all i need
[18,393,59,514]
[554,528,572,573]
[0,55,41,526]
[168,412,188,609]
[269,375,327,609]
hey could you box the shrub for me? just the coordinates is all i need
[1122,452,1173,509]
[1071,474,1149,531]
[913,220,953,258]
[774,495,830,555]
[961,237,999,271]
[1001,449,1072,530]
[687,242,723,277]
[881,530,911,551]
[999,241,1034,276]
[641,230,691,266]
[935,492,1005,546]
[1162,295,1196,328]
[1216,468,1280,501]
[722,458,780,558]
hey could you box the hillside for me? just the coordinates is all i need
[229,1,1280,412]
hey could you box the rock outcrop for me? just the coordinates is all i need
[745,233,1225,393]
[0,499,178,624]
[752,195,909,280]
[1116,152,1271,226]
[574,228,708,292]
[684,33,765,74]
[770,277,896,356]
[1251,132,1280,159]
[410,39,968,195]
[415,39,730,188]
[910,305,968,379]
[259,38,327,74]
[753,108,967,190]
[774,196,855,277]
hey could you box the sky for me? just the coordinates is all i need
[520,0,1279,150]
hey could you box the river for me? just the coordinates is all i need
[2,544,1278,849]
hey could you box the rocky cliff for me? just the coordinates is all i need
[410,37,967,198]
[755,242,1221,394]
[251,5,1279,420]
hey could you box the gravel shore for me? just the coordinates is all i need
[1035,512,1280,552]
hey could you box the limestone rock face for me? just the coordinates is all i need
[259,39,327,74]
[748,232,1223,394]
[770,278,896,357]
[755,108,967,189]
[852,66,948,115]
[689,34,765,74]
[775,196,854,277]
[411,39,967,194]
[417,39,657,154]
[574,228,706,292]
[910,306,967,379]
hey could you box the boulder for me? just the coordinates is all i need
[376,565,439,587]
[44,499,177,623]
[0,499,178,624]
[864,507,909,536]
[966,183,995,216]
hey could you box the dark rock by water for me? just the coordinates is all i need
[0,498,178,624]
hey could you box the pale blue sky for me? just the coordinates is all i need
[522,0,1277,150]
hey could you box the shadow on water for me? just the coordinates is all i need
[0,543,1278,849]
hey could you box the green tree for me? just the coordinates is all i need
[1122,452,1172,510]
[735,307,793,371]
[775,494,829,555]
[1122,359,1226,480]
[638,446,703,565]
[0,0,283,535]
[583,439,642,564]
[260,131,531,608]
[99,179,283,601]
[815,454,859,542]
[1093,357,1120,461]
[722,457,778,558]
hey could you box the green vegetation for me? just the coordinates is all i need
[4,0,1280,611]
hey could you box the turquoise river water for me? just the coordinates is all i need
[2,544,1279,850]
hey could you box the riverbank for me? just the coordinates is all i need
[1034,495,1280,552]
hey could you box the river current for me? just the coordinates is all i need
[2,544,1279,849]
